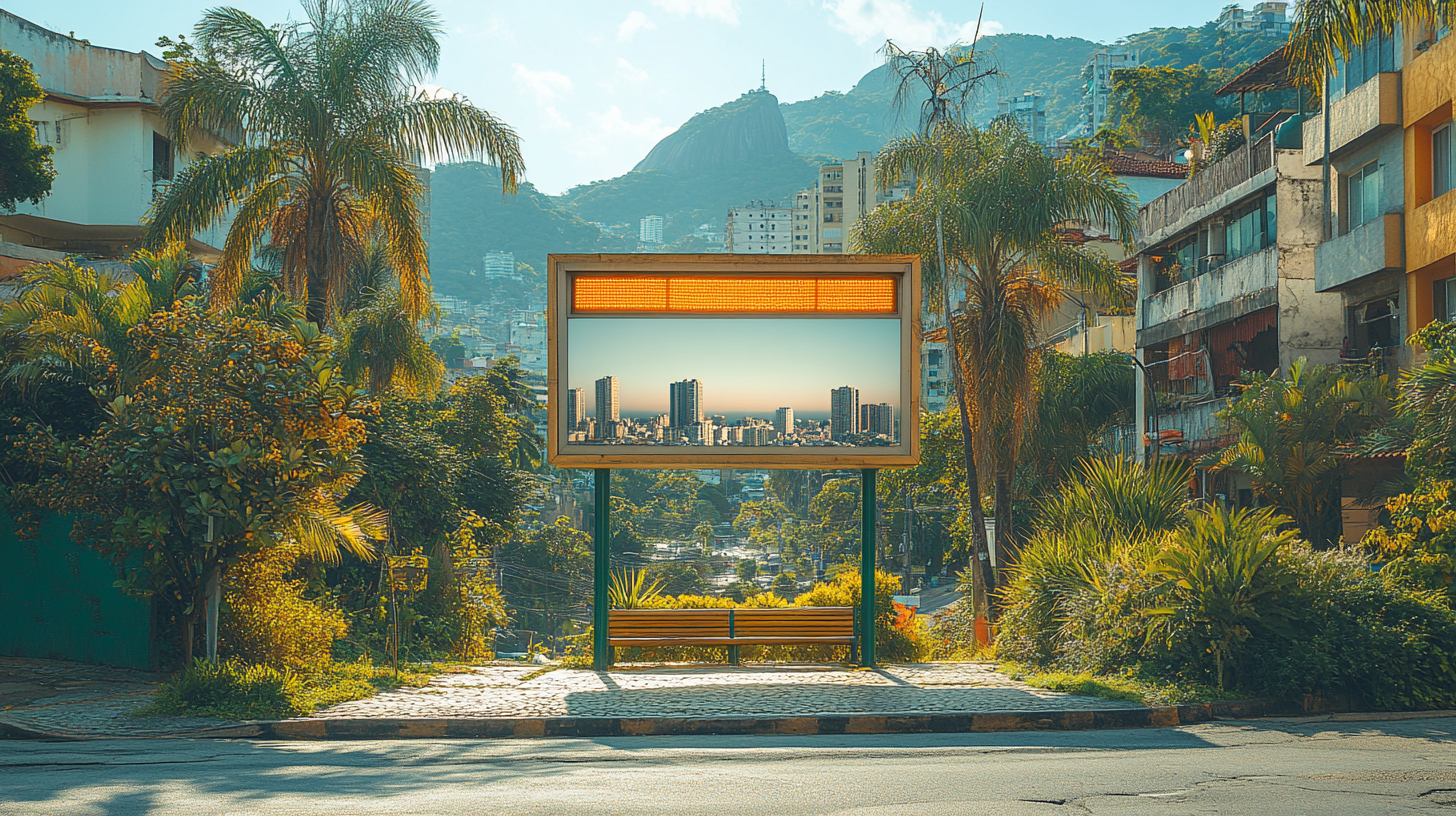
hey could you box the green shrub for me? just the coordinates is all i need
[222,548,348,671]
[143,658,433,720]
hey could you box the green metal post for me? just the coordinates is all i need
[593,468,611,670]
[860,468,877,667]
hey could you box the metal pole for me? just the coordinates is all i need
[593,468,611,670]
[860,468,877,668]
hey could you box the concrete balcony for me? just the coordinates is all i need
[1139,246,1279,346]
[1304,73,1401,163]
[1315,213,1403,291]
[1140,134,1275,244]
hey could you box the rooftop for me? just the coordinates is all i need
[1103,151,1190,180]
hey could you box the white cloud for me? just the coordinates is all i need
[512,63,573,104]
[822,0,1001,48]
[616,58,650,83]
[618,10,657,41]
[652,0,740,25]
[593,106,674,139]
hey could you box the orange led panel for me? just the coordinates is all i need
[571,275,896,314]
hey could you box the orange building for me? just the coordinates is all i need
[1404,25,1456,335]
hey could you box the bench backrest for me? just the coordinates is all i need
[731,607,855,638]
[608,609,731,639]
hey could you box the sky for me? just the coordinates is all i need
[568,318,900,419]
[7,0,1241,195]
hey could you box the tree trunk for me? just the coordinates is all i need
[994,468,1014,591]
[181,610,195,665]
[936,209,996,621]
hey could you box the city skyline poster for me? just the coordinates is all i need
[567,318,900,425]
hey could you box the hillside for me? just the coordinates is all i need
[560,91,820,240]
[427,162,633,301]
[426,17,1292,304]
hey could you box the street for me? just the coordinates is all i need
[3,716,1455,815]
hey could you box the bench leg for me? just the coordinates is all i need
[728,645,740,666]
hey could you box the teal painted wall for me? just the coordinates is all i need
[0,513,155,669]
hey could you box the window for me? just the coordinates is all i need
[1152,235,1198,290]
[1342,33,1396,93]
[1346,162,1381,230]
[152,133,174,181]
[1436,277,1456,323]
[1349,296,1398,355]
[1435,124,1454,198]
[1224,192,1276,263]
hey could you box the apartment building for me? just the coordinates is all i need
[0,11,236,262]
[1215,2,1293,36]
[725,201,793,254]
[999,93,1048,145]
[789,151,912,254]
[1133,124,1341,462]
[792,187,818,253]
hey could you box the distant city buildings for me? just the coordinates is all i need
[594,376,620,434]
[1215,2,1291,35]
[726,201,794,254]
[639,215,665,244]
[830,386,860,441]
[785,151,912,255]
[999,92,1048,145]
[774,407,795,437]
[566,387,585,432]
[669,379,705,428]
[861,402,894,437]
[1060,48,1142,144]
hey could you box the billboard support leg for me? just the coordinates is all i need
[860,468,877,668]
[593,468,611,671]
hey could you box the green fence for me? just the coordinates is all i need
[0,513,156,669]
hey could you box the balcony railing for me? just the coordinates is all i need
[1140,133,1276,240]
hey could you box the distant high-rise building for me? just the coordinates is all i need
[830,386,860,441]
[774,407,795,437]
[639,215,665,244]
[745,426,771,446]
[861,403,895,438]
[594,376,620,434]
[998,93,1047,144]
[481,251,517,279]
[566,387,585,432]
[669,379,704,428]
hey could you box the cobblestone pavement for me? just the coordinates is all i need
[315,663,1139,720]
[0,656,228,738]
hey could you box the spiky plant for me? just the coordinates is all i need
[1037,457,1192,540]
[608,568,665,610]
[144,0,524,326]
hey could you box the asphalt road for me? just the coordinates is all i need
[3,716,1455,815]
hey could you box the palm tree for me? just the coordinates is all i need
[1213,359,1393,548]
[145,0,525,326]
[335,239,443,397]
[860,119,1136,593]
[1,245,199,399]
[695,522,714,556]
[877,39,1000,618]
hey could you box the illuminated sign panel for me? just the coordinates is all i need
[548,255,920,468]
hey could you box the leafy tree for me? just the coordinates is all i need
[1105,65,1236,149]
[645,561,707,597]
[145,0,525,325]
[12,301,383,662]
[1214,359,1392,548]
[862,119,1136,588]
[694,522,714,555]
[0,50,55,211]
[430,334,466,369]
[736,558,758,583]
[336,288,443,397]
[499,518,591,642]
[1017,350,1136,502]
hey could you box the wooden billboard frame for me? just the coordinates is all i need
[547,254,921,469]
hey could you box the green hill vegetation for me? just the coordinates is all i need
[425,17,1292,304]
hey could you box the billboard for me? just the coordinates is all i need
[547,255,920,468]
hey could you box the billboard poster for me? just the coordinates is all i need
[547,255,920,468]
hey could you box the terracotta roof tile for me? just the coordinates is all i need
[1103,151,1190,180]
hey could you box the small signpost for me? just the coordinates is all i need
[547,254,922,670]
[386,554,428,679]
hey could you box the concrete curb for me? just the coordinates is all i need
[10,697,1453,741]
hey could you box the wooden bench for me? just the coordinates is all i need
[607,607,857,665]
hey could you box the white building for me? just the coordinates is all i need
[1216,2,1292,35]
[0,11,238,262]
[639,215,665,244]
[726,201,793,254]
[1061,48,1142,143]
[481,251,518,279]
[999,93,1048,145]
[773,406,794,438]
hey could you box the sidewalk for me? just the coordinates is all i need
[0,656,229,739]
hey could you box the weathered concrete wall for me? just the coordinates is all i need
[1316,214,1403,291]
[0,512,156,670]
[1304,72,1401,161]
